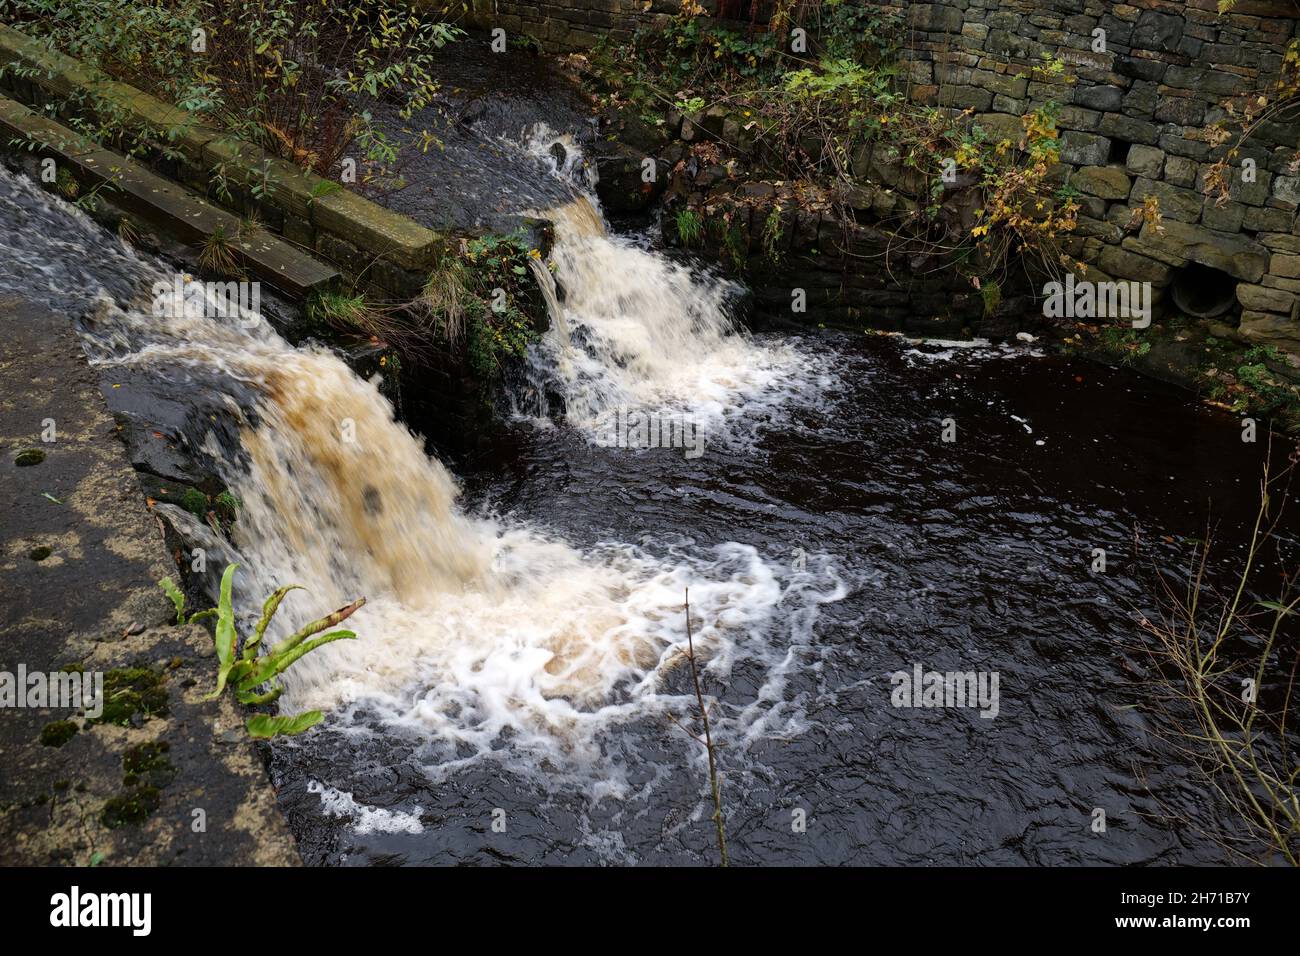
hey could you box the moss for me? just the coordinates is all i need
[214,491,240,522]
[28,545,52,561]
[14,448,45,466]
[122,740,176,788]
[100,740,175,828]
[180,487,209,519]
[100,787,161,829]
[89,666,168,726]
[39,720,78,747]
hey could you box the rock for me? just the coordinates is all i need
[1273,175,1300,206]
[1201,201,1246,233]
[908,3,965,33]
[1132,10,1185,53]
[1124,80,1159,115]
[1272,254,1300,280]
[1260,233,1300,254]
[1116,56,1167,82]
[1239,312,1300,352]
[1077,85,1124,111]
[593,147,665,214]
[1100,113,1159,146]
[1237,283,1296,314]
[1125,220,1269,282]
[1075,216,1124,243]
[971,70,1028,98]
[1125,145,1165,178]
[1099,245,1173,283]
[1262,274,1300,294]
[938,85,993,111]
[1060,131,1111,166]
[1059,106,1103,132]
[973,112,1024,142]
[1244,206,1296,232]
[1162,155,1198,188]
[1154,96,1205,126]
[1073,165,1132,200]
[1129,177,1203,223]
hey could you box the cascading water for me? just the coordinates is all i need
[1,145,1275,865]
[516,128,818,440]
[0,164,843,800]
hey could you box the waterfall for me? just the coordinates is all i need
[0,162,842,793]
[517,128,816,442]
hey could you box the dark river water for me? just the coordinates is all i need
[271,331,1287,866]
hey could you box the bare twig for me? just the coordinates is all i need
[682,587,730,867]
[1140,437,1300,865]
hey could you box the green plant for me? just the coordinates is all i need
[596,10,1076,289]
[761,205,784,264]
[715,217,747,270]
[308,290,373,331]
[3,0,463,178]
[420,254,472,344]
[308,178,343,205]
[675,207,704,246]
[1232,348,1298,416]
[197,223,240,277]
[159,563,364,738]
[180,487,209,519]
[1098,325,1151,365]
[508,32,542,54]
[977,277,1002,318]
[214,491,240,520]
[460,231,542,376]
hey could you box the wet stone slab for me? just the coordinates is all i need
[0,296,299,866]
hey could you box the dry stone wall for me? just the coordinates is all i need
[447,0,1300,351]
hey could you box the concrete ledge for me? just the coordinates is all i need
[0,95,339,298]
[0,297,300,866]
[0,24,442,295]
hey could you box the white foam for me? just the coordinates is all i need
[307,780,424,835]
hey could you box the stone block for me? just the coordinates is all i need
[1129,177,1203,223]
[1073,165,1132,199]
[1060,131,1111,165]
[1237,282,1296,313]
[1125,220,1268,281]
[1125,144,1165,178]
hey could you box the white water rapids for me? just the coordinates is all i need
[0,143,843,795]
[519,127,816,440]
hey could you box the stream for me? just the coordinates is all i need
[0,45,1293,865]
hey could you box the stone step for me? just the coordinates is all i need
[0,95,339,298]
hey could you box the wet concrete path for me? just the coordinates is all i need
[0,296,298,865]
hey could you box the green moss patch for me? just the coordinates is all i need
[39,719,78,747]
[121,740,176,789]
[89,666,168,726]
[100,787,161,829]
